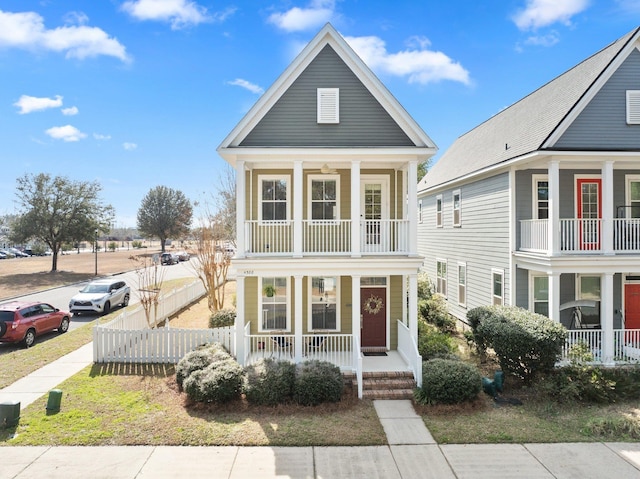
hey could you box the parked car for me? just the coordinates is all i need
[0,249,15,259]
[9,248,29,258]
[0,252,6,260]
[68,279,130,316]
[160,252,179,265]
[175,251,190,261]
[0,301,70,348]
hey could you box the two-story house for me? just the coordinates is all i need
[418,27,640,365]
[217,24,436,396]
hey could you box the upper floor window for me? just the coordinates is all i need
[626,175,640,218]
[309,276,339,330]
[492,269,504,306]
[317,88,339,124]
[458,262,466,307]
[309,176,339,220]
[260,277,288,331]
[532,175,549,219]
[452,190,461,226]
[436,195,443,227]
[436,259,447,297]
[627,90,640,124]
[259,176,289,221]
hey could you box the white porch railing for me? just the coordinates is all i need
[520,218,606,253]
[563,329,640,363]
[360,219,410,254]
[245,220,293,254]
[397,320,422,387]
[614,219,640,252]
[519,219,548,252]
[303,220,351,253]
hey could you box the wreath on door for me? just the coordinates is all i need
[363,294,383,315]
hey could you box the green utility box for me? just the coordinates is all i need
[46,389,63,412]
[0,400,21,428]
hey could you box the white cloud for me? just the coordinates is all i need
[227,78,264,95]
[0,9,130,61]
[61,106,79,116]
[63,11,89,26]
[123,142,138,150]
[346,35,470,86]
[14,94,63,114]
[93,133,111,140]
[513,0,589,30]
[268,0,335,32]
[45,125,87,142]
[121,0,211,29]
[524,31,560,47]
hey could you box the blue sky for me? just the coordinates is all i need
[1,0,640,227]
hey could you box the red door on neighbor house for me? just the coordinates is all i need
[576,178,602,251]
[625,284,640,330]
[361,287,386,347]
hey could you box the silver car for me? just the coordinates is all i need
[68,279,130,316]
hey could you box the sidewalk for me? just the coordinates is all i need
[3,351,640,478]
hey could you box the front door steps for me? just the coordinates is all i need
[344,371,416,400]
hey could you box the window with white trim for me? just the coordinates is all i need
[317,88,339,124]
[458,262,466,307]
[532,275,548,317]
[492,269,504,306]
[259,176,289,221]
[309,176,339,220]
[436,259,447,297]
[627,90,640,124]
[436,195,442,227]
[309,276,338,330]
[578,275,600,301]
[452,190,461,226]
[532,175,549,219]
[626,175,640,218]
[260,277,288,331]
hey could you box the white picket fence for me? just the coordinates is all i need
[93,280,235,364]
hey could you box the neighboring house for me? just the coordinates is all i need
[418,27,640,365]
[217,24,436,396]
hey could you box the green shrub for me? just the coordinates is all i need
[183,357,244,403]
[132,240,143,248]
[418,320,456,360]
[244,358,296,405]
[175,342,228,389]
[415,358,482,405]
[466,306,498,356]
[418,293,456,333]
[293,360,343,406]
[417,272,433,301]
[209,308,236,328]
[474,305,566,382]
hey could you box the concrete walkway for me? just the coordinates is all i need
[3,351,640,478]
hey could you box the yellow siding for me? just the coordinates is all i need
[341,276,353,333]
[389,275,403,349]
[244,277,258,334]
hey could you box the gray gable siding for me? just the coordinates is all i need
[240,45,414,147]
[554,49,640,150]
[417,173,511,321]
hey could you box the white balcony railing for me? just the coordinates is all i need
[245,220,293,254]
[614,218,640,252]
[303,220,351,253]
[519,219,548,252]
[520,218,608,254]
[360,219,410,254]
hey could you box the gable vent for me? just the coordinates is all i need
[627,90,640,124]
[317,88,339,124]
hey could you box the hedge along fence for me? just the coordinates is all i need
[468,305,567,383]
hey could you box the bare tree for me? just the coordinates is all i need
[129,255,166,328]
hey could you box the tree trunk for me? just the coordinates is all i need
[51,252,58,272]
[160,237,166,252]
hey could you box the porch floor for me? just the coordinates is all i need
[362,351,412,373]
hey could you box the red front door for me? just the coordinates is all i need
[361,287,386,347]
[576,178,602,251]
[625,284,640,330]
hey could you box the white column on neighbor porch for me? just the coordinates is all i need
[352,275,361,345]
[294,275,303,362]
[407,160,418,255]
[602,160,614,254]
[408,273,418,340]
[548,160,560,256]
[293,160,303,258]
[548,272,560,322]
[236,159,246,259]
[351,160,361,257]
[601,272,615,365]
[235,275,246,365]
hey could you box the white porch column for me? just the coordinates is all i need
[235,275,246,365]
[548,160,560,256]
[294,275,303,362]
[408,273,418,340]
[293,161,303,258]
[351,160,361,257]
[236,160,246,259]
[407,161,418,255]
[352,275,361,345]
[548,272,560,322]
[602,160,614,254]
[602,272,615,365]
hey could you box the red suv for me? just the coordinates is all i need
[0,301,71,348]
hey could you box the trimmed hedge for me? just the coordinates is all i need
[209,308,236,328]
[183,357,244,403]
[175,342,228,389]
[470,305,567,382]
[293,360,343,406]
[244,358,296,405]
[415,358,482,405]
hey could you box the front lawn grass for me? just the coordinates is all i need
[0,363,386,446]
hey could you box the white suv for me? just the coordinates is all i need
[69,279,130,316]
